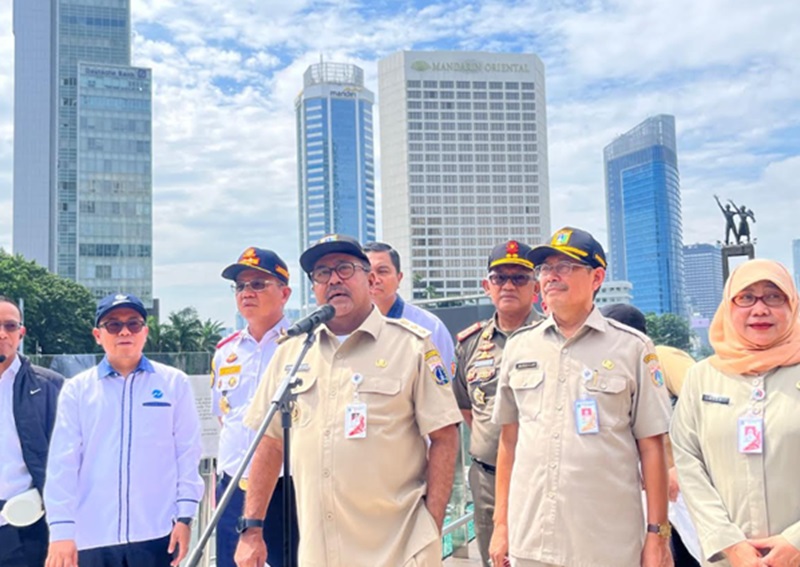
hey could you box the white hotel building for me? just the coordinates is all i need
[378,51,550,300]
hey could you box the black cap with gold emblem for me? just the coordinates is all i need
[488,240,534,271]
[527,227,607,270]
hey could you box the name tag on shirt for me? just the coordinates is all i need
[575,398,599,435]
[738,417,763,454]
[345,403,367,439]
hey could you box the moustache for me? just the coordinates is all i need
[544,283,568,293]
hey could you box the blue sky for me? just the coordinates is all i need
[1,0,799,326]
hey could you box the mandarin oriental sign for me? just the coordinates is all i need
[410,60,530,73]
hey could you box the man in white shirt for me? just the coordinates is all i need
[44,293,203,567]
[0,296,64,567]
[364,242,455,377]
[212,248,298,567]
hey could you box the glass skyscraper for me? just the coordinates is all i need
[296,62,375,310]
[683,243,723,318]
[604,115,684,315]
[13,0,153,305]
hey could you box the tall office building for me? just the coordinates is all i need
[604,114,684,315]
[296,62,375,310]
[13,0,153,305]
[378,51,550,300]
[684,243,723,318]
[793,239,800,290]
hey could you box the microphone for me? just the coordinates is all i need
[0,355,6,363]
[285,304,336,338]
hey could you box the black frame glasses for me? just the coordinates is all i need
[232,280,278,293]
[0,321,22,333]
[534,261,591,279]
[309,262,369,284]
[487,273,534,287]
[732,292,787,308]
[98,320,146,335]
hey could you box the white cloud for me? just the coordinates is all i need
[2,0,799,327]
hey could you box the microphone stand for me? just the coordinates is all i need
[186,329,317,567]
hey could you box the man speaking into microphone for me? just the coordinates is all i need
[235,235,462,567]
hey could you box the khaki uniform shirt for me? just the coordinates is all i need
[244,307,462,567]
[453,311,540,466]
[493,307,672,567]
[671,360,800,566]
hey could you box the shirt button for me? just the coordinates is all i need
[548,492,556,499]
[326,513,333,520]
[549,462,557,469]
[324,429,331,437]
[600,383,608,390]
[562,349,568,355]
[558,376,566,383]
[556,404,563,411]
[323,469,331,477]
[335,353,343,360]
[329,389,336,398]
[553,432,560,439]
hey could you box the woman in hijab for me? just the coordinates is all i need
[671,259,800,567]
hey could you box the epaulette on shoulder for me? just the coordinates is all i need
[510,318,545,338]
[386,317,431,339]
[605,318,648,343]
[456,321,485,343]
[216,330,241,349]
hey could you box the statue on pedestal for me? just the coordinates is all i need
[714,195,738,245]
[729,200,756,244]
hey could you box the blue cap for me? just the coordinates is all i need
[96,293,148,326]
[221,247,290,284]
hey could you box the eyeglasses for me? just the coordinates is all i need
[98,320,146,335]
[534,261,591,279]
[310,262,369,284]
[732,292,787,308]
[487,273,534,287]
[232,280,279,293]
[0,321,22,333]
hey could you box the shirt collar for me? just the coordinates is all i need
[489,308,540,338]
[321,305,383,343]
[541,305,607,337]
[1,354,21,382]
[386,295,405,319]
[243,316,291,347]
[98,355,155,378]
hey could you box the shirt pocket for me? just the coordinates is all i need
[584,375,629,429]
[509,367,545,422]
[291,374,319,428]
[140,399,174,447]
[358,377,403,428]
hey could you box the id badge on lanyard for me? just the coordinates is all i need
[345,373,367,439]
[575,367,599,435]
[739,379,765,454]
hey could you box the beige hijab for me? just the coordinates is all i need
[709,259,800,375]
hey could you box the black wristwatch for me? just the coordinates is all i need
[236,517,264,535]
[176,517,193,526]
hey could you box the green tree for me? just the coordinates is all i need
[166,307,204,352]
[0,250,97,354]
[144,316,176,353]
[199,318,225,352]
[644,312,693,351]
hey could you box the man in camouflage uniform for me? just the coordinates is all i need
[454,240,540,567]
